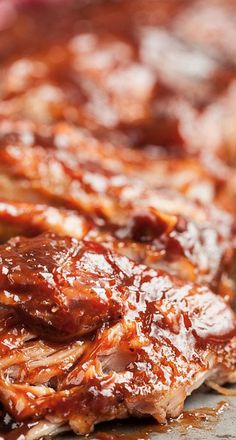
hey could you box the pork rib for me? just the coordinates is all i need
[0,194,233,299]
[0,121,234,294]
[0,233,235,436]
[0,119,235,212]
[0,1,235,438]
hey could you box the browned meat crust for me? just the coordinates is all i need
[0,233,235,436]
[0,1,235,438]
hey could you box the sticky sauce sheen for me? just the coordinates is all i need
[0,0,235,439]
[89,401,229,440]
[0,401,228,440]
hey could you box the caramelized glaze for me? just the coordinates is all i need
[0,1,235,439]
[0,233,234,432]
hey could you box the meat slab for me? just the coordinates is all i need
[0,234,235,438]
[0,0,235,439]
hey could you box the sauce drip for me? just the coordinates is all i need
[0,401,228,439]
[89,401,228,440]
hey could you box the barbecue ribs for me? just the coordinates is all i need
[0,233,235,438]
[0,0,235,438]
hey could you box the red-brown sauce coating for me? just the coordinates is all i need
[0,401,228,440]
[0,1,235,438]
[0,233,234,431]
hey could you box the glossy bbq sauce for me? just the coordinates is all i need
[89,401,228,440]
[0,415,37,440]
[0,401,229,440]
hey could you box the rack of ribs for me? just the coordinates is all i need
[0,0,235,439]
